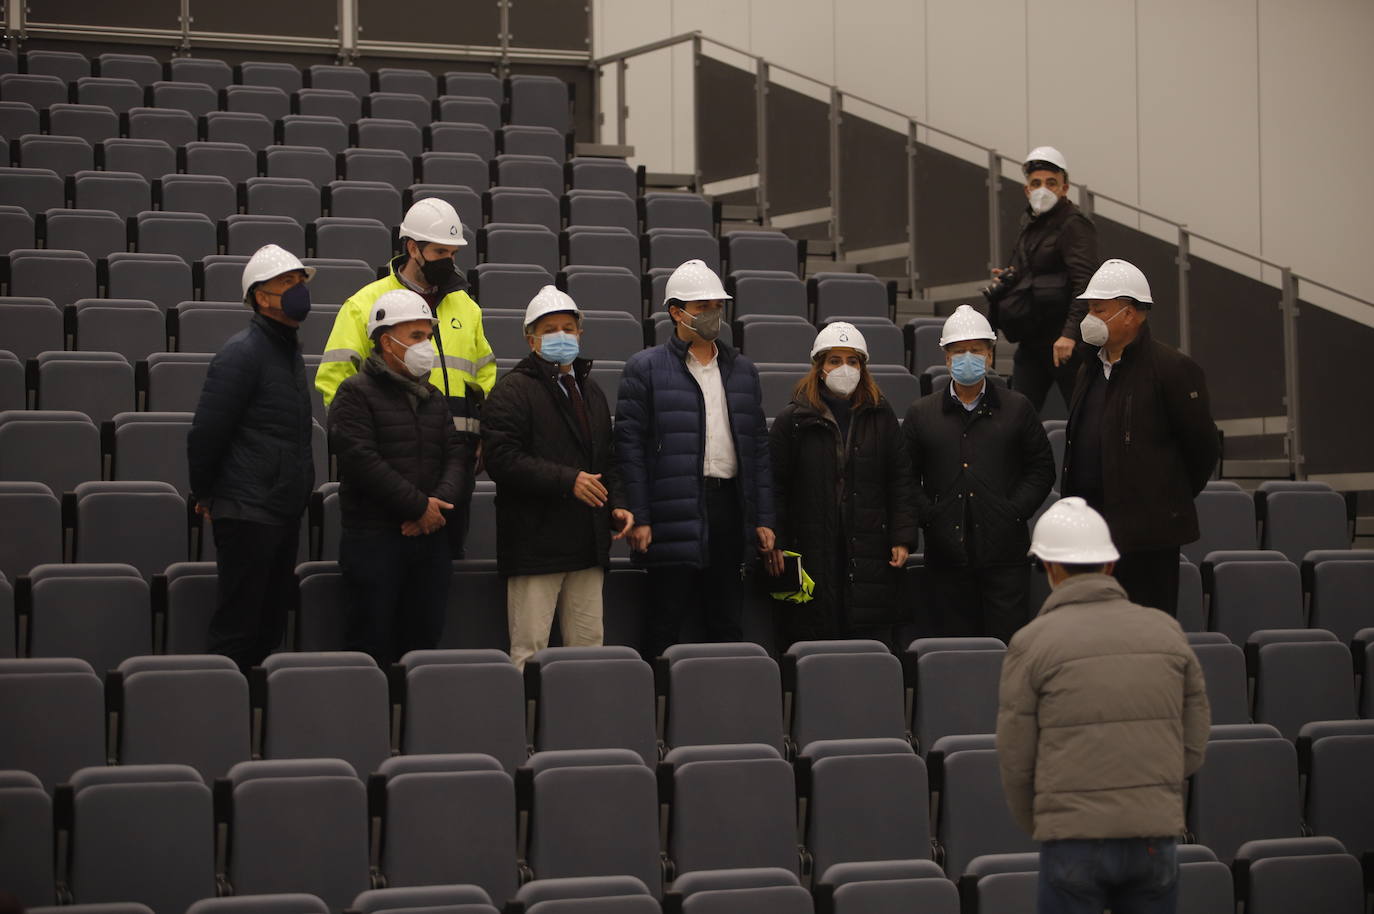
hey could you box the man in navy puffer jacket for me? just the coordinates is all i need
[615,260,775,659]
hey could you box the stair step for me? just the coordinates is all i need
[575,142,634,159]
[643,171,697,190]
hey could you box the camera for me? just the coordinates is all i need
[982,267,1019,305]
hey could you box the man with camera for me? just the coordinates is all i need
[984,146,1098,413]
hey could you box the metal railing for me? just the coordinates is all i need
[593,30,1374,481]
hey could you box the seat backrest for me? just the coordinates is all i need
[0,294,65,360]
[0,769,53,906]
[791,650,906,752]
[1304,731,1374,861]
[564,189,637,233]
[641,192,711,233]
[311,216,393,265]
[500,125,566,161]
[401,653,527,773]
[666,654,783,753]
[428,121,495,160]
[485,185,559,231]
[244,176,323,224]
[567,158,636,197]
[354,118,423,160]
[0,408,101,493]
[224,85,290,122]
[21,133,95,178]
[806,744,930,881]
[114,654,249,781]
[74,480,187,577]
[150,80,218,119]
[729,270,807,320]
[419,150,489,192]
[1253,640,1356,739]
[296,88,362,124]
[576,310,642,360]
[811,272,890,322]
[262,652,391,777]
[239,61,303,95]
[472,263,554,311]
[1307,557,1374,641]
[96,54,161,87]
[647,228,719,272]
[1241,849,1365,914]
[913,648,1003,752]
[10,247,98,307]
[168,57,232,92]
[35,350,135,424]
[264,144,336,189]
[28,562,152,676]
[530,653,657,765]
[224,213,306,256]
[159,173,238,223]
[480,222,559,275]
[24,49,90,83]
[937,743,1037,876]
[494,153,564,197]
[281,115,348,157]
[667,746,798,876]
[136,211,218,265]
[1185,489,1258,563]
[1209,559,1304,644]
[184,139,258,186]
[0,657,105,792]
[444,72,502,103]
[436,95,500,132]
[1190,642,1250,725]
[0,480,63,582]
[558,265,641,318]
[1187,733,1300,862]
[106,251,193,313]
[366,92,430,129]
[726,231,800,276]
[1262,490,1351,563]
[307,64,369,98]
[506,75,570,133]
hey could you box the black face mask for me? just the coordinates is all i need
[417,253,457,288]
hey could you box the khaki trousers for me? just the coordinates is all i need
[507,566,605,670]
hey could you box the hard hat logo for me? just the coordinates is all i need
[399,197,468,247]
[811,322,869,361]
[449,226,458,236]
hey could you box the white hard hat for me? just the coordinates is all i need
[399,197,467,246]
[1029,496,1120,564]
[367,288,437,338]
[523,285,581,333]
[1024,146,1068,175]
[664,259,731,308]
[811,321,868,361]
[1077,258,1153,305]
[939,304,996,347]
[240,243,315,302]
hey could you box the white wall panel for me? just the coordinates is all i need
[833,0,927,120]
[924,0,1028,163]
[748,0,836,86]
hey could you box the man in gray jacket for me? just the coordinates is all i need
[997,496,1210,914]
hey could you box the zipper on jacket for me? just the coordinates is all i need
[1124,394,1133,446]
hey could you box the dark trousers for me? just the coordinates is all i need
[340,527,452,666]
[1113,547,1180,616]
[1039,838,1179,914]
[1012,340,1079,413]
[208,517,300,673]
[926,561,1031,644]
[644,481,745,660]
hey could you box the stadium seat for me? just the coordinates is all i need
[486,185,560,231]
[341,147,414,192]
[1187,724,1301,862]
[929,733,1036,876]
[641,192,712,234]
[72,298,163,362]
[564,225,640,275]
[245,176,322,224]
[1232,836,1364,914]
[34,351,135,425]
[471,263,554,311]
[0,409,101,494]
[756,362,810,418]
[1185,488,1258,563]
[239,61,303,95]
[524,646,656,764]
[204,110,274,152]
[0,351,21,412]
[957,853,1039,914]
[150,80,218,119]
[0,201,36,256]
[307,64,370,98]
[168,57,233,92]
[428,121,495,160]
[145,352,213,411]
[646,227,720,272]
[126,107,197,147]
[264,144,336,189]
[42,207,125,263]
[1,73,68,109]
[72,169,150,219]
[667,867,811,913]
[1190,641,1250,724]
[784,640,906,753]
[136,210,218,264]
[566,157,637,197]
[908,637,1005,752]
[324,180,402,227]
[396,649,527,772]
[281,114,348,157]
[725,230,802,276]
[810,272,891,322]
[576,310,642,361]
[94,53,160,87]
[24,49,90,84]
[735,316,815,362]
[366,91,430,130]
[311,217,392,264]
[1250,632,1356,738]
[174,301,248,353]
[1208,555,1304,644]
[224,84,290,122]
[300,257,376,303]
[159,173,238,223]
[184,140,258,186]
[295,561,344,650]
[27,562,151,678]
[494,153,564,197]
[0,657,106,793]
[0,481,62,582]
[500,125,567,161]
[353,886,495,914]
[444,72,502,103]
[565,189,637,233]
[354,117,423,160]
[295,88,361,124]
[479,222,559,274]
[506,75,571,133]
[436,95,500,132]
[376,67,437,101]
[258,652,390,778]
[48,103,120,145]
[558,265,641,318]
[0,100,40,139]
[0,294,64,360]
[106,251,193,312]
[1262,489,1351,563]
[1305,554,1374,641]
[20,134,93,179]
[73,480,187,577]
[0,769,53,906]
[224,213,305,256]
[659,643,783,752]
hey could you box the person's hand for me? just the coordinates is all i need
[1052,335,1076,367]
[764,548,785,576]
[572,471,609,507]
[400,520,422,536]
[473,441,484,476]
[417,496,453,534]
[990,267,1005,282]
[890,545,910,568]
[194,503,211,519]
[627,524,653,553]
[611,508,634,540]
[756,526,775,552]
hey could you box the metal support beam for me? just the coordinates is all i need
[756,59,769,226]
[1176,227,1191,355]
[691,34,703,194]
[828,87,843,259]
[615,59,627,146]
[179,0,192,50]
[497,0,511,79]
[907,119,919,291]
[986,149,1001,273]
[1280,268,1305,479]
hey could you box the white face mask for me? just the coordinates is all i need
[388,334,436,378]
[1029,186,1059,216]
[1079,306,1127,348]
[824,364,861,397]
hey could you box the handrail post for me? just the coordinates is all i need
[497,0,511,80]
[1176,227,1191,355]
[615,58,628,146]
[986,149,1001,273]
[692,34,703,193]
[1080,185,1094,220]
[907,119,919,292]
[756,59,770,226]
[829,86,843,259]
[1280,268,1305,479]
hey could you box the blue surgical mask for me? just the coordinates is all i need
[950,351,988,386]
[539,331,580,366]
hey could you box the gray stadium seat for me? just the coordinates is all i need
[929,733,1037,876]
[444,72,502,103]
[725,230,801,276]
[355,117,423,159]
[377,68,437,101]
[1300,721,1374,865]
[296,561,345,650]
[300,258,376,303]
[1209,557,1304,644]
[340,148,413,193]
[161,561,216,652]
[24,49,90,83]
[409,185,480,234]
[264,144,336,189]
[61,763,215,914]
[34,351,135,425]
[471,263,553,311]
[911,324,944,375]
[296,87,362,124]
[0,409,101,493]
[73,298,163,362]
[366,92,430,130]
[802,738,932,880]
[1307,555,1374,642]
[421,151,490,192]
[642,192,712,233]
[1178,557,1206,632]
[664,743,798,876]
[95,53,160,87]
[221,758,370,912]
[1175,844,1236,914]
[48,103,120,145]
[373,754,516,904]
[506,75,570,133]
[810,272,891,322]
[1,167,66,216]
[729,271,808,320]
[525,647,656,764]
[204,110,274,151]
[0,99,39,139]
[1190,641,1250,724]
[433,558,505,649]
[0,574,10,656]
[514,875,651,912]
[428,122,495,160]
[494,153,563,196]
[735,315,813,363]
[76,77,141,114]
[524,749,661,895]
[646,228,720,272]
[670,867,810,914]
[184,139,258,186]
[31,905,154,914]
[486,185,559,231]
[1187,725,1301,862]
[1263,489,1351,563]
[127,106,197,147]
[908,637,1005,753]
[558,265,640,318]
[480,222,559,274]
[246,176,322,224]
[107,251,193,312]
[0,658,105,792]
[958,853,1039,914]
[565,189,637,233]
[436,95,500,132]
[159,173,239,223]
[0,769,53,906]
[566,158,636,197]
[564,226,640,276]
[576,310,642,361]
[0,294,64,360]
[661,643,783,752]
[150,80,218,119]
[74,480,187,577]
[224,213,306,256]
[281,114,348,158]
[870,365,921,411]
[42,207,125,263]
[259,652,391,777]
[500,125,566,161]
[145,352,213,411]
[1185,488,1258,563]
[311,217,392,264]
[308,64,369,98]
[239,61,303,95]
[1233,836,1364,914]
[111,411,192,494]
[20,133,94,178]
[168,57,233,92]
[756,362,810,418]
[1252,635,1356,739]
[820,860,957,914]
[0,350,21,411]
[174,301,247,353]
[136,210,218,264]
[397,650,527,772]
[0,481,62,582]
[225,85,290,122]
[28,562,150,676]
[73,169,150,218]
[352,885,494,914]
[1,73,67,109]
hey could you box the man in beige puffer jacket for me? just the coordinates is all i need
[997,496,1210,914]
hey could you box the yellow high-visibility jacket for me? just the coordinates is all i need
[316,255,496,431]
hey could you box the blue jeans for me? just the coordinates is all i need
[1038,838,1179,914]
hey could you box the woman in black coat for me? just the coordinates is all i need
[768,322,918,646]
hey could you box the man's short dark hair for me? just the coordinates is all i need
[1060,561,1110,577]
